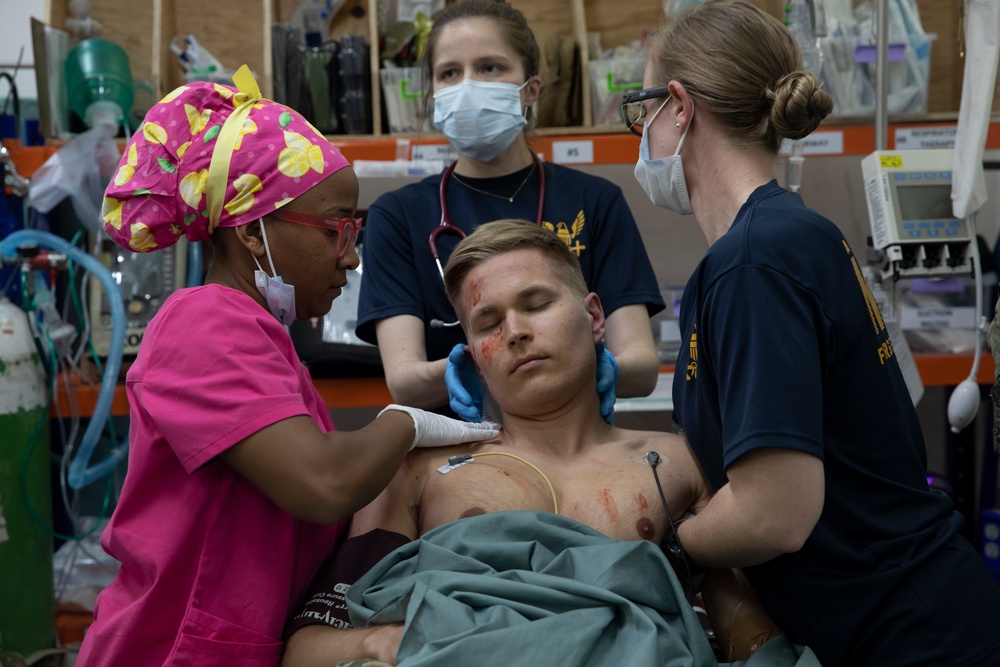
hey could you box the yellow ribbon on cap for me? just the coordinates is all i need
[205,64,263,231]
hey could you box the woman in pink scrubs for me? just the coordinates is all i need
[76,68,497,667]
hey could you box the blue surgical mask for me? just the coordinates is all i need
[634,97,694,215]
[433,79,529,162]
[252,218,297,326]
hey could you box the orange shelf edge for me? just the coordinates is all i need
[52,353,993,419]
[913,353,995,387]
[51,375,394,418]
[8,118,1000,181]
[331,117,1000,164]
[53,376,132,419]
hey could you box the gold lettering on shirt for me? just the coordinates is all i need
[542,211,587,257]
[843,240,893,364]
[686,327,698,381]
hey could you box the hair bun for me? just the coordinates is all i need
[770,71,834,141]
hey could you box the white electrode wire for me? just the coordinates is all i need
[59,334,84,436]
[35,319,86,535]
[54,538,82,603]
[74,268,93,369]
[966,211,984,381]
[461,451,559,515]
[58,365,87,535]
[43,331,84,534]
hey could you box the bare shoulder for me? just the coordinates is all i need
[610,427,692,459]
[350,442,486,538]
[606,427,707,493]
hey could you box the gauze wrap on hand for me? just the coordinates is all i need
[378,404,499,449]
[445,343,484,422]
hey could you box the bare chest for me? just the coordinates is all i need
[417,451,689,544]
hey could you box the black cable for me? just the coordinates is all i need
[647,450,699,606]
[0,71,23,223]
[0,71,20,131]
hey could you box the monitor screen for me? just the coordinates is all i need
[896,184,954,221]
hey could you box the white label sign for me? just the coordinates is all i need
[894,127,957,150]
[780,131,844,156]
[412,143,457,163]
[899,306,976,330]
[552,140,594,164]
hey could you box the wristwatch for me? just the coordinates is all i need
[662,518,707,595]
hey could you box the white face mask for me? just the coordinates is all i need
[433,78,529,162]
[634,96,694,216]
[251,218,297,326]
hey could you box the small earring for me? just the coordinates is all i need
[676,122,680,128]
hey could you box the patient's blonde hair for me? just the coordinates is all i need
[443,219,588,319]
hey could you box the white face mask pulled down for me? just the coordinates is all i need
[634,96,694,215]
[433,78,529,163]
[251,218,297,326]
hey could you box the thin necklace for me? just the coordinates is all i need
[451,161,536,203]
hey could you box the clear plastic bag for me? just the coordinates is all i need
[819,0,932,117]
[52,518,121,611]
[28,124,121,233]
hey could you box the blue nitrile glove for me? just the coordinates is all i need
[596,341,618,425]
[445,343,484,422]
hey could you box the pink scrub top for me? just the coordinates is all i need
[77,285,348,667]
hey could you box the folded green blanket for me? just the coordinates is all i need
[346,511,820,667]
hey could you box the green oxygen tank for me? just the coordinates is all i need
[0,295,54,653]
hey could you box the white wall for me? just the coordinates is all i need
[0,0,47,100]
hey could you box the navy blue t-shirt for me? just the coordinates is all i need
[357,160,664,370]
[672,181,1000,666]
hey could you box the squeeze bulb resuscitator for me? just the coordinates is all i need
[947,378,980,434]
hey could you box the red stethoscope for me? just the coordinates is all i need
[428,154,547,281]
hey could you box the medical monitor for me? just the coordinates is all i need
[862,148,972,280]
[89,236,187,356]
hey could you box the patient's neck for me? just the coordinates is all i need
[494,395,614,458]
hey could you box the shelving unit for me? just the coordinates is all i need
[15,0,994,421]
[44,0,978,142]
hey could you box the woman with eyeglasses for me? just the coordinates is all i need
[77,72,498,667]
[357,0,665,424]
[630,3,1000,666]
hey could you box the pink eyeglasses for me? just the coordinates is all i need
[269,209,362,258]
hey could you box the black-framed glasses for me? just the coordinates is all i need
[621,86,671,137]
[268,209,363,258]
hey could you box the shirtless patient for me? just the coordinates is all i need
[282,219,778,667]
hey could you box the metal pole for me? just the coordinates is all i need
[874,0,890,150]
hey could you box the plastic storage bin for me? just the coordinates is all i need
[380,66,430,134]
[589,58,645,127]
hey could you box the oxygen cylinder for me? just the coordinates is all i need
[0,295,54,653]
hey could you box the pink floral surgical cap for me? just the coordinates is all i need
[102,66,351,252]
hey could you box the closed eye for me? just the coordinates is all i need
[476,319,501,334]
[526,299,551,312]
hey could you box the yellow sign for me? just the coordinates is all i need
[879,155,903,169]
